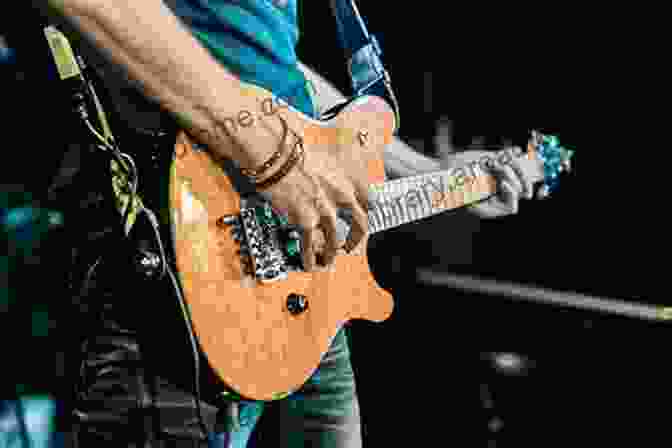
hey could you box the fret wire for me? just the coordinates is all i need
[380,185,388,229]
[374,188,384,231]
[371,167,495,233]
[376,188,385,232]
[388,185,396,231]
[420,175,430,221]
[390,183,401,228]
[369,186,382,233]
[413,176,425,222]
[377,186,386,232]
[368,206,379,233]
[387,181,395,229]
[394,180,405,225]
[381,186,392,231]
[415,176,426,222]
[405,177,416,224]
[428,175,437,216]
[404,177,415,225]
[417,176,426,222]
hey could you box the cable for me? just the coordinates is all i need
[86,127,208,440]
[140,201,205,436]
[46,24,208,441]
[166,263,209,438]
[75,67,209,441]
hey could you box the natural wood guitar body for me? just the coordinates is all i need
[169,87,396,400]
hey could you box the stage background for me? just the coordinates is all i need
[1,2,666,446]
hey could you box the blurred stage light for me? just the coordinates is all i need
[0,35,15,65]
[486,352,532,376]
[0,396,56,448]
[2,205,64,251]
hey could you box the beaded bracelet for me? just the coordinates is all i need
[241,113,296,179]
[240,141,286,179]
[254,137,305,190]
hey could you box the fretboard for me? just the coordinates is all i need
[366,152,542,233]
[366,167,495,233]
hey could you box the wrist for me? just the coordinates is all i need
[205,86,292,170]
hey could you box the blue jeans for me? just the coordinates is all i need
[68,207,361,447]
[70,259,362,448]
[208,327,362,448]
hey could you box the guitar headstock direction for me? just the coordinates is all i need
[528,130,575,199]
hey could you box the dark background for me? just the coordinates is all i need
[1,2,666,446]
[296,3,666,447]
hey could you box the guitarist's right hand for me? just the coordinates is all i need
[259,133,371,272]
[48,0,370,272]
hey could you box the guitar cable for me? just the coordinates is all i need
[44,23,208,440]
[68,53,210,442]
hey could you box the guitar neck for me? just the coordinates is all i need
[366,167,498,234]
[366,147,546,234]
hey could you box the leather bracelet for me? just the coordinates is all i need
[254,138,305,190]
[240,141,286,179]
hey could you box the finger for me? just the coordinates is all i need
[316,201,341,268]
[353,183,373,250]
[344,197,369,254]
[509,145,524,159]
[297,208,320,272]
[498,180,518,214]
[493,163,523,197]
[300,222,317,272]
[333,187,369,254]
[353,181,372,212]
[510,159,534,199]
[319,177,370,254]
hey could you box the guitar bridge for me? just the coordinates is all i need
[225,197,304,283]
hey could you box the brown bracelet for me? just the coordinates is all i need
[254,138,305,190]
[241,113,295,179]
[240,142,286,179]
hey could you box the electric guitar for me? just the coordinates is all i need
[167,82,574,401]
[42,15,574,405]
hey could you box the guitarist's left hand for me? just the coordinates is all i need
[439,147,535,219]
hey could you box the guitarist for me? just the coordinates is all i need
[31,0,536,446]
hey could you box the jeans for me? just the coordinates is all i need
[68,218,362,447]
[208,328,362,448]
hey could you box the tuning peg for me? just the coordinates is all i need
[561,149,575,173]
[561,159,572,173]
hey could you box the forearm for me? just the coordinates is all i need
[298,62,440,179]
[43,0,279,168]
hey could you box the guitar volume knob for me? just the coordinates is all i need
[286,293,308,315]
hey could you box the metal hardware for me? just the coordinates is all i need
[286,293,309,315]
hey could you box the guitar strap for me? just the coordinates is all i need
[328,0,401,132]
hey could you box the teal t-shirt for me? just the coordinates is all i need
[169,0,316,118]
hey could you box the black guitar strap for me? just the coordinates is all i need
[328,0,401,133]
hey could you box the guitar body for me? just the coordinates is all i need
[168,85,396,400]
